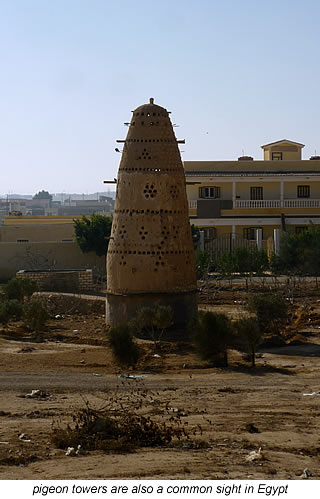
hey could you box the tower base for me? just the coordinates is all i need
[106,291,197,328]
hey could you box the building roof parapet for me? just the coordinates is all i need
[185,170,320,177]
[184,160,320,173]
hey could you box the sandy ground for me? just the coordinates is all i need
[0,290,320,480]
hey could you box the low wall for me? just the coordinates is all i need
[0,241,105,281]
[17,269,93,293]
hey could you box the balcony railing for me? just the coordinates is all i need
[234,200,280,208]
[188,200,198,209]
[283,199,320,208]
[189,199,320,210]
[236,199,320,209]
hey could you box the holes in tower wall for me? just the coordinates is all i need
[114,208,184,215]
[170,185,179,199]
[139,226,148,240]
[144,184,157,199]
[119,226,127,239]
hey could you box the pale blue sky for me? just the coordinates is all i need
[0,0,319,194]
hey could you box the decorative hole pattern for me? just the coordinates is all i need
[137,148,152,161]
[125,138,174,143]
[119,255,127,266]
[120,166,181,173]
[172,225,179,239]
[161,226,170,240]
[114,208,186,215]
[170,185,179,199]
[119,225,127,239]
[144,184,157,199]
[108,249,193,257]
[139,226,148,240]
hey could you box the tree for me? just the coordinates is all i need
[33,190,53,202]
[74,214,112,256]
[271,225,320,276]
[247,293,288,336]
[191,311,233,366]
[233,317,262,368]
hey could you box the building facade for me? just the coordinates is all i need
[0,216,105,280]
[185,140,320,246]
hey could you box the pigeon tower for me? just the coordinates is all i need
[106,98,197,326]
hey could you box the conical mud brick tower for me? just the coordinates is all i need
[106,98,197,326]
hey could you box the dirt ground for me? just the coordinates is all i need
[1,288,320,480]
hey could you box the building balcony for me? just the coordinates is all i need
[234,200,281,208]
[189,199,320,210]
[283,199,320,208]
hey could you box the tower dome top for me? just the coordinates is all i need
[133,98,168,116]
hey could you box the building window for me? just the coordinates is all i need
[297,185,310,198]
[243,228,263,240]
[203,227,216,240]
[199,186,221,199]
[272,152,283,160]
[17,239,29,243]
[295,226,308,234]
[250,187,263,200]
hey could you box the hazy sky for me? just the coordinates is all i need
[1,0,320,195]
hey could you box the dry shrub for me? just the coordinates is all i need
[51,381,201,453]
[52,407,179,452]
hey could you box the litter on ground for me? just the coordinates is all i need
[24,390,50,399]
[245,447,265,462]
[65,445,81,456]
[18,433,31,442]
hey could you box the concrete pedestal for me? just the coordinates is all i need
[106,291,197,327]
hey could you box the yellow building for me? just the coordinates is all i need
[184,139,320,247]
[0,216,105,280]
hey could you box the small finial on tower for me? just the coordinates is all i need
[149,97,154,104]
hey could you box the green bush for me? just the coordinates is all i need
[270,225,320,276]
[192,311,233,366]
[2,278,37,302]
[108,325,140,367]
[23,299,49,331]
[217,248,269,275]
[247,293,288,335]
[233,317,262,368]
[195,249,212,279]
[0,300,23,325]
